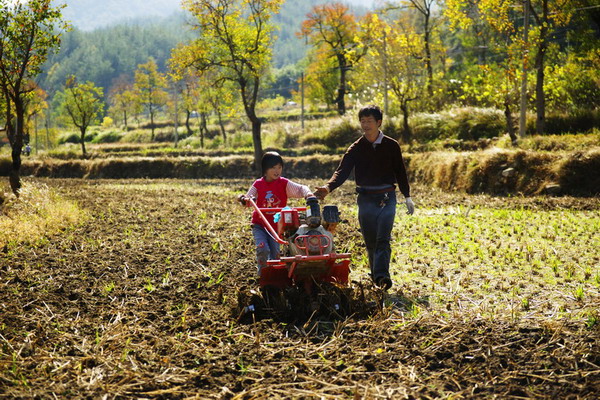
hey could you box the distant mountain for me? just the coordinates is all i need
[59,0,183,31]
[58,0,376,31]
[40,0,375,98]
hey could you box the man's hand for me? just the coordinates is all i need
[314,186,329,200]
[405,197,415,215]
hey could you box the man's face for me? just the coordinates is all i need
[360,115,382,135]
[264,163,283,182]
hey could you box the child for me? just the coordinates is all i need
[238,151,314,276]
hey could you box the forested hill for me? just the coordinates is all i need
[58,0,373,31]
[41,0,369,98]
[59,0,182,31]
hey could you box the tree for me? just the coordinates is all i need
[384,0,444,97]
[170,66,237,147]
[445,0,578,136]
[445,0,524,144]
[57,77,104,157]
[356,14,427,143]
[133,57,168,141]
[299,2,368,115]
[173,0,283,173]
[0,0,68,195]
[528,0,577,135]
[303,45,340,109]
[23,85,48,148]
[109,80,139,130]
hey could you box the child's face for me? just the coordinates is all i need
[264,163,283,181]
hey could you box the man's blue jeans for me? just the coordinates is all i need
[357,192,397,281]
[252,224,280,276]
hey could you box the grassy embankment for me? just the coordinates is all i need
[0,181,86,248]
[0,107,598,246]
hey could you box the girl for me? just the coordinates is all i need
[238,152,314,276]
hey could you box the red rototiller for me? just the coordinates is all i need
[247,197,351,294]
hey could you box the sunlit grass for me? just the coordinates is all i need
[0,180,87,247]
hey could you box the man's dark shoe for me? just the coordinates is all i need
[376,277,392,291]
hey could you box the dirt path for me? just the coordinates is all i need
[1,179,598,398]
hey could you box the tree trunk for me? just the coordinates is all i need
[217,108,227,142]
[241,78,263,175]
[10,146,22,196]
[123,109,128,130]
[199,113,206,148]
[244,103,263,175]
[251,115,262,176]
[504,101,518,145]
[335,55,347,115]
[150,109,155,141]
[80,127,87,157]
[185,110,193,137]
[534,1,549,136]
[9,98,25,195]
[423,13,434,96]
[400,100,412,144]
[534,43,546,136]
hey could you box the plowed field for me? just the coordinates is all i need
[1,179,598,399]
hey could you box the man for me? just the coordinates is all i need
[315,105,414,291]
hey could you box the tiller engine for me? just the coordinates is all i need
[248,197,351,294]
[236,197,355,322]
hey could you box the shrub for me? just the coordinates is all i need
[229,131,253,149]
[323,119,360,148]
[557,149,600,195]
[101,116,114,128]
[382,117,403,141]
[92,130,123,144]
[512,132,600,151]
[57,131,81,144]
[45,145,81,160]
[411,113,450,142]
[451,108,505,141]
[544,110,600,135]
[121,130,152,143]
[412,107,505,142]
[301,118,359,148]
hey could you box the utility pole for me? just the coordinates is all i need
[45,108,51,150]
[383,30,389,116]
[173,81,179,148]
[301,72,305,131]
[34,114,38,154]
[519,0,530,139]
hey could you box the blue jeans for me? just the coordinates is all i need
[252,224,281,276]
[357,192,397,281]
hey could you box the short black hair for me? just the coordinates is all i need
[358,104,383,121]
[261,151,284,174]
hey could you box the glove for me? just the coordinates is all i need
[314,186,329,200]
[237,194,248,206]
[405,197,415,215]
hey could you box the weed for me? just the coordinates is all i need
[144,278,155,293]
[207,272,225,287]
[121,338,132,362]
[162,271,171,287]
[585,312,598,329]
[103,282,115,294]
[573,287,584,302]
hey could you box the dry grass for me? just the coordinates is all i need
[0,180,87,248]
